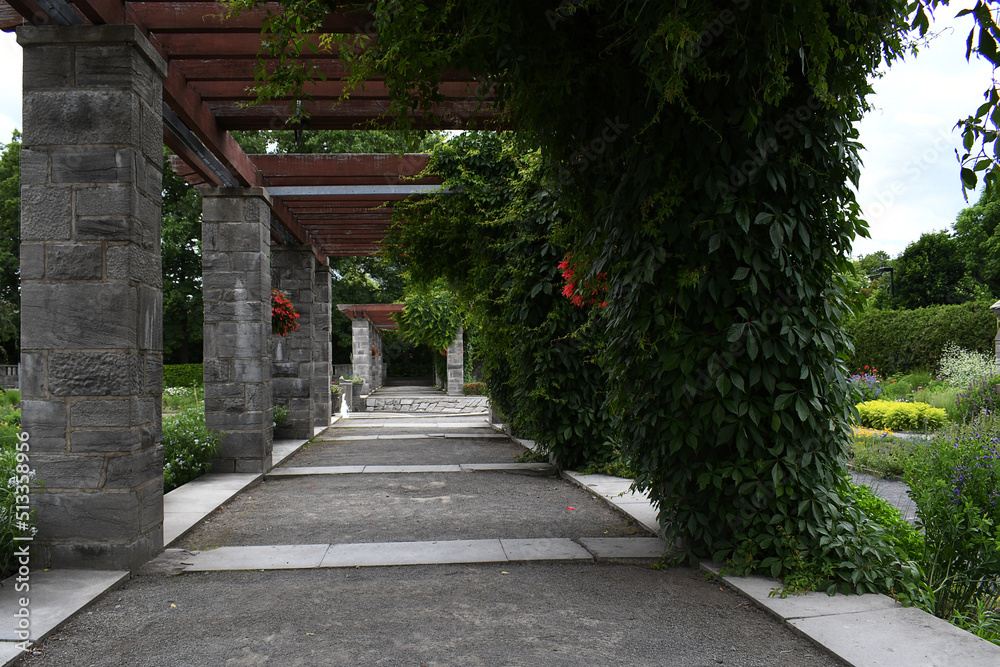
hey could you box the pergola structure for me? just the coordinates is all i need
[336,304,464,396]
[1,0,499,570]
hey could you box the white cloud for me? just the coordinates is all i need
[853,2,996,258]
[0,32,21,143]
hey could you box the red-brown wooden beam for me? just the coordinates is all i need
[211,100,506,131]
[252,153,431,178]
[131,3,372,33]
[70,0,123,24]
[190,80,488,102]
[175,58,477,83]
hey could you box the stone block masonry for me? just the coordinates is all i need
[202,188,273,474]
[17,25,167,570]
[271,245,316,439]
[447,328,464,396]
[312,263,333,428]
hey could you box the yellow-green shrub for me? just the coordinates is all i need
[855,400,947,431]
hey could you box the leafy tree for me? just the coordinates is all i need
[892,231,968,309]
[162,151,205,364]
[0,132,20,364]
[953,187,1000,298]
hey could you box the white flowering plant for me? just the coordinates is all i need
[162,405,220,492]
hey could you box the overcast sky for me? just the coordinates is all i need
[0,5,996,260]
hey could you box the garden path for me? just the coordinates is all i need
[12,390,845,667]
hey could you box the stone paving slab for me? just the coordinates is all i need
[563,471,662,535]
[0,642,24,666]
[790,606,1000,666]
[717,573,900,619]
[267,463,554,477]
[182,545,331,572]
[499,538,592,562]
[178,472,649,549]
[0,569,129,642]
[320,539,509,567]
[578,537,668,560]
[163,472,260,546]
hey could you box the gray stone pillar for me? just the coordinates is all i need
[351,318,372,394]
[447,328,464,396]
[312,262,332,428]
[992,301,1000,371]
[202,188,273,473]
[18,25,167,570]
[270,245,315,439]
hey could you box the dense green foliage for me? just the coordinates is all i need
[845,300,996,376]
[848,482,923,562]
[0,132,21,364]
[162,405,220,493]
[385,133,617,470]
[162,151,205,364]
[849,427,912,478]
[892,231,971,309]
[956,374,1000,422]
[953,187,1000,299]
[905,417,1000,622]
[163,363,205,389]
[856,400,948,431]
[0,398,32,578]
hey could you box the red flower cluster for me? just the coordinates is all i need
[271,289,300,337]
[558,255,608,308]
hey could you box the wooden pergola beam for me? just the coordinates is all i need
[211,100,504,131]
[190,79,488,102]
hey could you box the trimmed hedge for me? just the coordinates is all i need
[463,382,486,395]
[856,400,947,431]
[163,363,204,388]
[845,300,996,376]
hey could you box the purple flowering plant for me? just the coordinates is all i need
[904,417,1000,623]
[849,370,882,402]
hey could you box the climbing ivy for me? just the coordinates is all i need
[235,0,933,594]
[385,133,617,469]
[393,280,462,354]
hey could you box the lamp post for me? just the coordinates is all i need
[867,266,895,297]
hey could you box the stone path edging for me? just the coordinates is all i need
[559,464,1000,666]
[148,536,667,573]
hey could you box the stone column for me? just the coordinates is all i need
[202,188,273,473]
[447,328,464,395]
[312,262,332,428]
[18,25,166,570]
[992,301,1000,371]
[351,318,372,394]
[270,245,315,439]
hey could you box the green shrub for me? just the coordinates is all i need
[163,363,204,389]
[273,405,289,429]
[162,386,199,413]
[955,375,1000,423]
[0,390,20,407]
[845,301,997,377]
[937,343,997,391]
[856,400,948,431]
[881,378,913,401]
[849,428,913,478]
[0,415,35,578]
[913,388,961,421]
[462,382,486,395]
[905,417,1000,621]
[848,482,923,562]
[162,405,220,493]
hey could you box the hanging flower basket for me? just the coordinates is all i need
[271,289,300,336]
[558,254,608,308]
